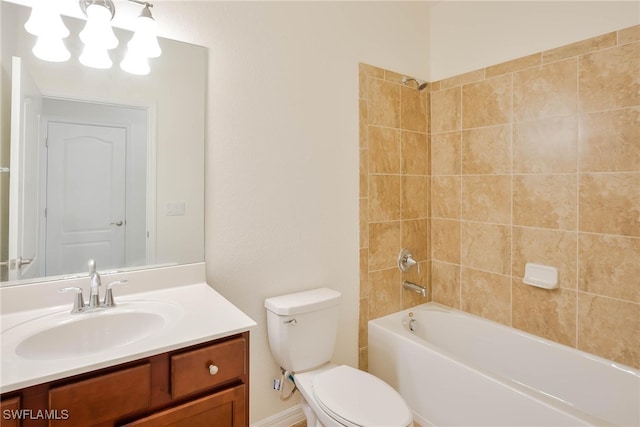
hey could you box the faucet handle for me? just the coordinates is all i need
[103,280,128,307]
[397,248,420,273]
[59,287,85,313]
[88,259,97,275]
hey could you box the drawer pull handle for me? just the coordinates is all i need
[209,364,219,376]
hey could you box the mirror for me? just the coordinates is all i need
[0,1,206,286]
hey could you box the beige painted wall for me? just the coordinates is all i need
[151,2,432,422]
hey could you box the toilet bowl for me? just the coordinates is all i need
[264,288,413,427]
[295,364,413,427]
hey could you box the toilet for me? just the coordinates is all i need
[265,288,413,427]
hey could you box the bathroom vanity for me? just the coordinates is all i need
[1,333,248,426]
[0,263,256,427]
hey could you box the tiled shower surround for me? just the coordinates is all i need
[359,24,639,370]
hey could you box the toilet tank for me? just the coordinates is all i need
[265,288,341,373]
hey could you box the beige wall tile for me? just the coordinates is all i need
[513,116,578,174]
[360,248,369,298]
[385,70,405,84]
[360,28,639,369]
[579,107,640,173]
[431,132,461,175]
[367,77,401,128]
[401,86,427,133]
[431,261,460,308]
[368,126,401,174]
[359,297,369,347]
[485,53,541,78]
[578,293,640,368]
[431,87,461,133]
[462,125,512,175]
[359,149,368,198]
[579,234,640,302]
[431,176,460,219]
[461,268,511,325]
[513,58,577,122]
[401,219,429,262]
[512,285,577,347]
[579,173,640,237]
[359,63,385,78]
[512,226,577,290]
[401,131,429,175]
[618,24,640,44]
[579,42,640,113]
[359,347,368,372]
[359,63,384,100]
[462,74,512,128]
[402,175,429,219]
[359,198,368,248]
[543,32,616,63]
[369,268,402,319]
[439,68,485,89]
[461,222,511,275]
[431,219,460,264]
[368,175,401,222]
[359,99,368,148]
[513,174,577,230]
[461,175,511,224]
[368,221,401,271]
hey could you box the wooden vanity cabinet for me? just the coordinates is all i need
[0,396,21,427]
[0,332,249,427]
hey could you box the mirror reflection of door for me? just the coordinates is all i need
[45,122,127,276]
[40,99,149,277]
[8,56,41,281]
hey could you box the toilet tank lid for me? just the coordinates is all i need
[265,288,341,315]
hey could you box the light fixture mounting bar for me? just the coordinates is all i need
[128,0,154,8]
[79,0,116,19]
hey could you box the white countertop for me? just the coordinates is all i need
[1,274,256,393]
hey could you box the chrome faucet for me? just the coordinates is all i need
[88,259,102,308]
[402,280,427,297]
[59,259,128,313]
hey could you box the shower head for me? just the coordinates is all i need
[402,76,428,91]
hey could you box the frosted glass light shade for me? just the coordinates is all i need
[79,4,118,50]
[120,51,150,75]
[32,36,71,62]
[24,2,69,38]
[79,45,112,69]
[128,14,162,58]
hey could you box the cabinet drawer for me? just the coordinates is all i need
[123,384,246,427]
[49,364,151,426]
[171,337,246,399]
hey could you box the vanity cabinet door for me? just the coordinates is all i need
[48,364,151,427]
[0,396,20,427]
[122,384,246,427]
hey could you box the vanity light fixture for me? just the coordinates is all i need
[23,0,162,74]
[120,2,162,75]
[24,0,71,62]
[79,0,118,69]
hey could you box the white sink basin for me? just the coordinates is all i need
[3,300,182,360]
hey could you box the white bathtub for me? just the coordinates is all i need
[368,302,640,427]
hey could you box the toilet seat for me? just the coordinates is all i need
[311,365,413,427]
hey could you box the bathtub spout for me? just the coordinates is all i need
[402,281,427,297]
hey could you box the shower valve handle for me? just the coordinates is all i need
[398,248,420,273]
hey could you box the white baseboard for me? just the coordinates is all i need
[251,404,306,427]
